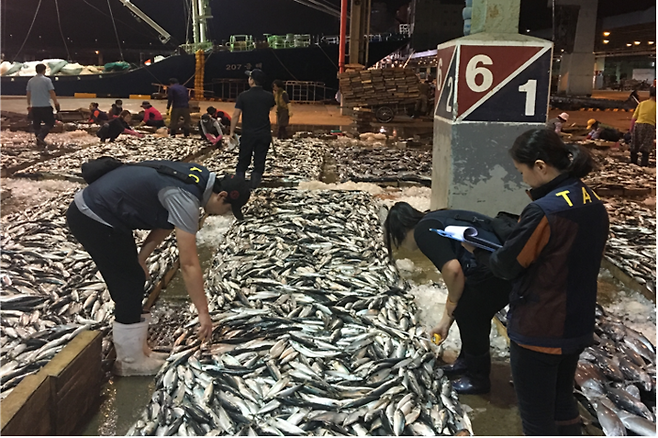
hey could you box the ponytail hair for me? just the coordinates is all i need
[510,128,595,179]
[383,202,426,258]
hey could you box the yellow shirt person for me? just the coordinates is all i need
[633,98,656,126]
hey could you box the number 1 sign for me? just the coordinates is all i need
[434,39,552,124]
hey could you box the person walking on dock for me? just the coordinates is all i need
[67,165,250,376]
[167,78,191,137]
[229,69,276,188]
[26,63,60,147]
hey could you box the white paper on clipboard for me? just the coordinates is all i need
[429,226,501,252]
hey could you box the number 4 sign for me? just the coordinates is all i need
[434,39,552,123]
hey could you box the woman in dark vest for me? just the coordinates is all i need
[88,102,109,124]
[384,204,512,394]
[467,129,609,435]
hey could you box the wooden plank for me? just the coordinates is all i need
[144,259,180,311]
[29,331,102,435]
[1,373,52,436]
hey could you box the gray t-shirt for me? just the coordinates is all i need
[26,74,55,108]
[74,172,215,235]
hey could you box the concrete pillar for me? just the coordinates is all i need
[349,0,370,66]
[431,0,553,215]
[556,0,597,96]
[470,0,521,34]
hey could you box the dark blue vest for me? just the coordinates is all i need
[507,177,609,353]
[83,161,210,232]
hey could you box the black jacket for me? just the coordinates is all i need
[475,174,609,354]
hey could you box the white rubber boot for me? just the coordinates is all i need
[141,313,169,360]
[112,319,165,376]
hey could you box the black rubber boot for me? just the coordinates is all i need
[630,151,639,165]
[250,173,263,189]
[440,350,467,376]
[451,352,491,395]
[640,152,650,167]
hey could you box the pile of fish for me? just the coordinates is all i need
[330,146,432,184]
[200,138,326,184]
[1,132,83,175]
[12,137,211,180]
[602,197,656,293]
[0,191,180,399]
[584,153,656,194]
[575,305,656,436]
[127,189,473,436]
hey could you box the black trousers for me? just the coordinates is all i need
[145,119,165,128]
[169,108,191,136]
[452,276,510,357]
[510,341,582,435]
[277,109,290,139]
[236,133,271,176]
[31,106,55,141]
[66,203,145,324]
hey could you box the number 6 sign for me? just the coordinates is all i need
[435,39,552,123]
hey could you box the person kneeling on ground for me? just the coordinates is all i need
[585,119,622,142]
[108,99,123,119]
[546,112,569,134]
[384,203,513,394]
[67,163,251,376]
[89,102,109,124]
[139,101,165,128]
[199,106,229,146]
[97,110,144,142]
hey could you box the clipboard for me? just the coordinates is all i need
[429,226,502,252]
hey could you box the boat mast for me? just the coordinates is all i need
[189,0,212,50]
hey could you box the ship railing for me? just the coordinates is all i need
[283,80,336,103]
[209,79,251,101]
[208,78,336,103]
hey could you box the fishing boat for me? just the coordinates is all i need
[1,0,408,98]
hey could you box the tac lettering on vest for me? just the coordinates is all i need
[555,186,600,207]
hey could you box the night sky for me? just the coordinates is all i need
[1,0,654,59]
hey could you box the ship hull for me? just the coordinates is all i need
[1,41,406,98]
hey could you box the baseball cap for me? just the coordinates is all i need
[586,119,597,130]
[245,68,266,84]
[213,174,251,220]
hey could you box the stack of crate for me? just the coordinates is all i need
[338,68,420,107]
[351,107,375,133]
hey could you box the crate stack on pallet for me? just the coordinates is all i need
[351,107,375,132]
[338,68,421,107]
